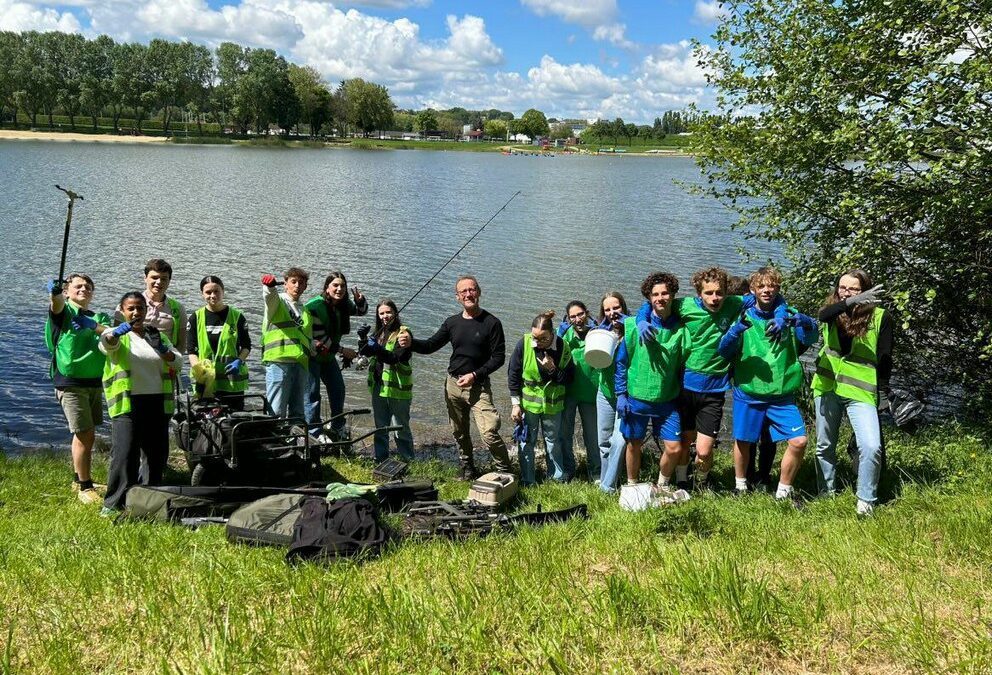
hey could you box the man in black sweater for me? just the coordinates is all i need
[399,275,511,479]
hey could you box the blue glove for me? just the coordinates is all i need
[365,336,384,354]
[71,313,98,331]
[636,320,658,345]
[616,393,631,420]
[789,313,817,332]
[145,328,169,355]
[765,317,787,341]
[725,319,750,342]
[47,279,63,296]
[111,322,132,338]
[740,293,757,311]
[512,419,529,444]
[224,358,243,375]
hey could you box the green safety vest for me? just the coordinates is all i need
[598,362,617,402]
[811,307,884,405]
[44,302,111,380]
[679,295,743,376]
[261,297,312,366]
[521,334,572,415]
[367,326,413,400]
[622,316,685,404]
[305,296,360,363]
[562,325,599,404]
[164,296,183,346]
[732,313,804,398]
[195,306,248,393]
[102,333,176,418]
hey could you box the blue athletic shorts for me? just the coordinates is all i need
[732,396,806,442]
[620,402,681,442]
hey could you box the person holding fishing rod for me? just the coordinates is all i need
[399,276,513,480]
[45,273,113,504]
[358,299,414,462]
[186,275,252,410]
[304,271,367,440]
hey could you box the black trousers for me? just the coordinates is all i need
[104,394,170,510]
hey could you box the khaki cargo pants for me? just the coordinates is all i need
[444,375,511,472]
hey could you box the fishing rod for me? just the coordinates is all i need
[397,189,522,316]
[355,190,522,355]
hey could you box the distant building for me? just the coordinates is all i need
[510,133,531,143]
[462,129,484,142]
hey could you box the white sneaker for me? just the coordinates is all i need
[856,499,875,516]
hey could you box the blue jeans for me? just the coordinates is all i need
[371,384,414,462]
[596,390,627,492]
[265,362,308,419]
[306,358,346,434]
[814,392,882,503]
[560,398,600,480]
[519,410,563,485]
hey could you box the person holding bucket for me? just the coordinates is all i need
[593,292,629,492]
[615,274,689,489]
[558,301,601,481]
[186,275,251,410]
[507,311,574,485]
[811,270,890,515]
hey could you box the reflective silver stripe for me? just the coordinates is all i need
[823,347,876,367]
[817,366,875,392]
[263,338,300,351]
[106,392,129,409]
[382,382,412,391]
[523,379,544,387]
[102,370,130,387]
[268,321,302,330]
[522,393,545,404]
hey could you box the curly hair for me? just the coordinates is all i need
[691,267,729,294]
[640,272,680,299]
[822,269,875,338]
[748,266,782,289]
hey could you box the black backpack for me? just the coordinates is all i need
[287,497,390,562]
[375,479,438,512]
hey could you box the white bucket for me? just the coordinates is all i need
[584,329,619,369]
[619,483,653,512]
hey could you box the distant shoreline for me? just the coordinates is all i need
[0,128,692,156]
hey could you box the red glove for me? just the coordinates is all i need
[314,341,331,356]
[261,274,277,287]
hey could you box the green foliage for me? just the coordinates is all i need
[691,0,992,414]
[518,108,550,139]
[287,64,332,137]
[483,118,507,139]
[413,108,438,132]
[337,78,393,137]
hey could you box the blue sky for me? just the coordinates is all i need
[1,0,727,122]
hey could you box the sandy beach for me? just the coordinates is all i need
[0,129,168,144]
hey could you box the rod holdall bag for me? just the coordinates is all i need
[124,485,326,523]
[226,493,310,546]
[287,497,390,562]
[375,479,438,512]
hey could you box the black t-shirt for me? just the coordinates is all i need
[186,307,252,357]
[410,309,505,381]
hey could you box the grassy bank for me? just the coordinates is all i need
[2,423,990,672]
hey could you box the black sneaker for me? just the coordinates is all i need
[457,464,478,481]
[776,493,805,510]
[732,486,749,497]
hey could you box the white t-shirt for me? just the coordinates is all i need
[100,332,182,396]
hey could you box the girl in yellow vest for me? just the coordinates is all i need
[507,311,574,486]
[358,299,413,462]
[811,270,890,516]
[99,292,182,514]
[186,275,252,410]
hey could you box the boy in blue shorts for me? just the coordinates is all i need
[718,267,818,502]
[614,272,688,488]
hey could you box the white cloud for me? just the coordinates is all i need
[0,0,81,32]
[638,40,710,88]
[519,0,616,28]
[336,0,430,7]
[693,0,727,24]
[591,22,633,49]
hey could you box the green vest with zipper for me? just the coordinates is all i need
[733,313,804,398]
[368,327,413,400]
[521,335,572,415]
[811,307,884,405]
[261,298,312,366]
[195,306,249,393]
[102,333,176,418]
[562,325,599,404]
[164,296,183,346]
[44,302,111,380]
[622,316,685,404]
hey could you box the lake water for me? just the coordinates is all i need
[0,141,779,451]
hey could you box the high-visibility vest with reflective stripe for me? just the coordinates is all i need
[367,326,413,400]
[261,298,312,365]
[102,334,176,418]
[623,316,685,404]
[811,307,884,405]
[733,313,804,398]
[165,296,183,346]
[521,334,572,415]
[195,306,248,393]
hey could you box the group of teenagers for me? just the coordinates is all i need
[44,257,891,517]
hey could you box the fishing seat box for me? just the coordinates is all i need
[467,472,518,509]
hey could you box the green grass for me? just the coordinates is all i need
[2,423,991,672]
